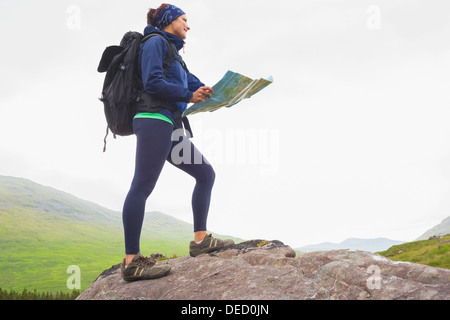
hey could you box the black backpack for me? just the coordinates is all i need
[97,31,184,151]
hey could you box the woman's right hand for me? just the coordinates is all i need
[190,86,214,103]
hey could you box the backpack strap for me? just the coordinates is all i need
[140,33,188,77]
[139,33,193,137]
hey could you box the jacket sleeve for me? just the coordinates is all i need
[140,37,193,103]
[187,72,205,92]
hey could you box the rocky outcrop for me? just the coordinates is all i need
[77,240,449,300]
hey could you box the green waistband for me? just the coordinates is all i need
[133,112,174,126]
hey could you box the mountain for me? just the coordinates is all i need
[416,216,450,240]
[0,175,241,293]
[296,237,406,253]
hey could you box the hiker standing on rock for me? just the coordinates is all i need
[120,3,234,282]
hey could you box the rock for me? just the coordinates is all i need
[77,240,450,300]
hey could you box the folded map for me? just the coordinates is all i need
[182,70,273,117]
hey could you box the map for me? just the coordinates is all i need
[182,70,273,117]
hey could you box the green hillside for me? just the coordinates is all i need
[377,234,450,269]
[0,175,241,294]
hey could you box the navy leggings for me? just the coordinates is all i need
[122,118,215,254]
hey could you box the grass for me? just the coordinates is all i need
[377,234,450,269]
[0,236,190,293]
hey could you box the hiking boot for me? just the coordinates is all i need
[121,252,171,282]
[189,233,234,257]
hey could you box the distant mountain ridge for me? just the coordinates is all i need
[296,215,450,253]
[296,237,406,253]
[416,216,450,240]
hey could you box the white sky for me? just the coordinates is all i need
[1,0,449,247]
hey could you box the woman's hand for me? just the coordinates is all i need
[190,86,214,103]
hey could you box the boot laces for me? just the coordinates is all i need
[134,256,156,268]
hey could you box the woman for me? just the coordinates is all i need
[120,4,233,282]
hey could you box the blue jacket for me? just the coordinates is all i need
[139,25,204,114]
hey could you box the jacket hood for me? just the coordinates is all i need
[143,24,185,51]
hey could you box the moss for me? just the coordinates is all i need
[257,240,268,247]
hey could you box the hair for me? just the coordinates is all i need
[147,3,170,26]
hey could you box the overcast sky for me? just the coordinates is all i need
[1,0,449,247]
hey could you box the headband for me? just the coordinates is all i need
[156,5,185,30]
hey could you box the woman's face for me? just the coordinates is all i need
[165,14,190,39]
